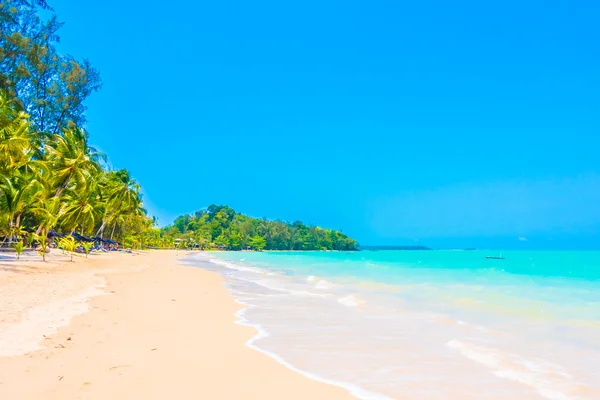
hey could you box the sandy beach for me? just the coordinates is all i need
[0,250,354,399]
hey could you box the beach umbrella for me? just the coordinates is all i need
[72,232,94,242]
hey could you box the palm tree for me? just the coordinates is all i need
[57,236,77,262]
[31,197,65,261]
[107,213,125,241]
[95,169,142,238]
[0,94,31,171]
[44,126,105,199]
[0,171,41,244]
[32,196,64,231]
[0,93,155,250]
[60,188,102,235]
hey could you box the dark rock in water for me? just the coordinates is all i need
[359,245,432,251]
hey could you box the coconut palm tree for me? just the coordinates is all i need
[1,92,155,249]
[60,187,102,235]
[44,126,105,199]
[0,94,31,171]
[108,169,142,211]
[0,171,41,244]
[57,236,77,262]
[31,197,65,261]
[95,169,142,238]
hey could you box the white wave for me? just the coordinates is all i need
[447,339,578,400]
[207,258,330,298]
[338,295,365,307]
[233,300,396,400]
[209,258,266,275]
[307,275,318,282]
[242,278,331,298]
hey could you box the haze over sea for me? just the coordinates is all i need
[187,250,600,400]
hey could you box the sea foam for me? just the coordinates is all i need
[447,339,584,400]
[184,251,600,400]
[338,295,365,307]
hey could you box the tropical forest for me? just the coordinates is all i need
[163,205,358,251]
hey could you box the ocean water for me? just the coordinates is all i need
[185,251,600,399]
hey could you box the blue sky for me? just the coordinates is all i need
[49,0,599,248]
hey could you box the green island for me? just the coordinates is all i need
[0,0,357,254]
[162,206,358,251]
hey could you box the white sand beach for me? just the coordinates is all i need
[0,250,354,399]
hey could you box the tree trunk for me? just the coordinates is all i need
[41,228,47,262]
[110,223,116,240]
[95,220,107,238]
[54,171,73,199]
[54,183,67,199]
[52,109,68,135]
[1,217,14,246]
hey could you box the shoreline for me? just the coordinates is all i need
[202,250,600,399]
[0,250,355,399]
[203,258,396,400]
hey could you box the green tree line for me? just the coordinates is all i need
[0,0,152,254]
[161,205,358,251]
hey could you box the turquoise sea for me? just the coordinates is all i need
[187,250,600,399]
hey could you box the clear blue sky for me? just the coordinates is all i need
[49,0,599,249]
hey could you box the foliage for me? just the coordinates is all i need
[0,94,31,170]
[80,241,93,258]
[14,240,23,259]
[34,230,49,261]
[0,94,152,247]
[0,0,101,135]
[249,235,266,251]
[161,205,358,251]
[58,235,76,261]
[0,4,151,251]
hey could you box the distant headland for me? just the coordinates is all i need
[163,205,358,251]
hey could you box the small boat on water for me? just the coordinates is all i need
[486,253,505,260]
